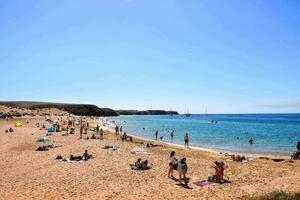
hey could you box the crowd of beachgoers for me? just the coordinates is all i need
[1,113,300,200]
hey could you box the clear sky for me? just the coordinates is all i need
[1,0,300,114]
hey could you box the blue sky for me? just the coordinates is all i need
[0,0,300,113]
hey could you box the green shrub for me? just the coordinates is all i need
[244,191,300,200]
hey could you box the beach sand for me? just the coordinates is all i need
[0,117,299,200]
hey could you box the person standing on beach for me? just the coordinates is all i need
[168,151,178,178]
[120,126,123,133]
[115,125,119,135]
[80,118,83,139]
[184,133,189,148]
[99,128,104,140]
[155,130,158,140]
[297,141,300,152]
[80,127,83,139]
[177,158,188,184]
[96,125,100,133]
[170,130,174,140]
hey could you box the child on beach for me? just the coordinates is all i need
[177,158,188,184]
[168,151,178,178]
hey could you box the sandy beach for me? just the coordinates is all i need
[1,116,300,200]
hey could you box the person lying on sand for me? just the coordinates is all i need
[231,154,246,162]
[168,151,178,178]
[212,161,226,183]
[131,158,150,170]
[141,160,149,170]
[36,146,49,151]
[134,158,142,168]
[177,158,188,184]
[70,155,83,161]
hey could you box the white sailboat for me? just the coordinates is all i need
[185,109,191,117]
[170,108,174,116]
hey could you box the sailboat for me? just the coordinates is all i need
[169,108,174,116]
[185,109,191,117]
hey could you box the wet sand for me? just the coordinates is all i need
[0,117,299,200]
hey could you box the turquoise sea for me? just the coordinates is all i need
[105,114,300,156]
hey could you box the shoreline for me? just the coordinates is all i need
[100,125,291,160]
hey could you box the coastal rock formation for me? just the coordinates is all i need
[116,110,179,115]
[0,101,118,117]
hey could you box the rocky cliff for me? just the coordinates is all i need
[0,101,118,117]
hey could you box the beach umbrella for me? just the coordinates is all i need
[15,122,22,127]
[36,137,51,143]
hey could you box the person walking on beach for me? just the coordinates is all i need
[184,133,189,148]
[168,151,178,178]
[170,130,174,140]
[120,126,123,133]
[155,130,158,140]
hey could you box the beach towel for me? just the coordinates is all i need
[48,127,56,132]
[130,147,151,155]
[60,159,84,164]
[130,165,151,171]
[131,166,140,170]
[194,180,212,187]
[242,157,255,163]
[103,145,113,149]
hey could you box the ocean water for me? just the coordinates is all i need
[104,114,300,156]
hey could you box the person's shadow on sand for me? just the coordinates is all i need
[171,177,192,189]
[175,182,193,189]
[218,179,231,184]
[171,177,190,182]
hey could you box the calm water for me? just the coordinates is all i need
[105,114,300,156]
